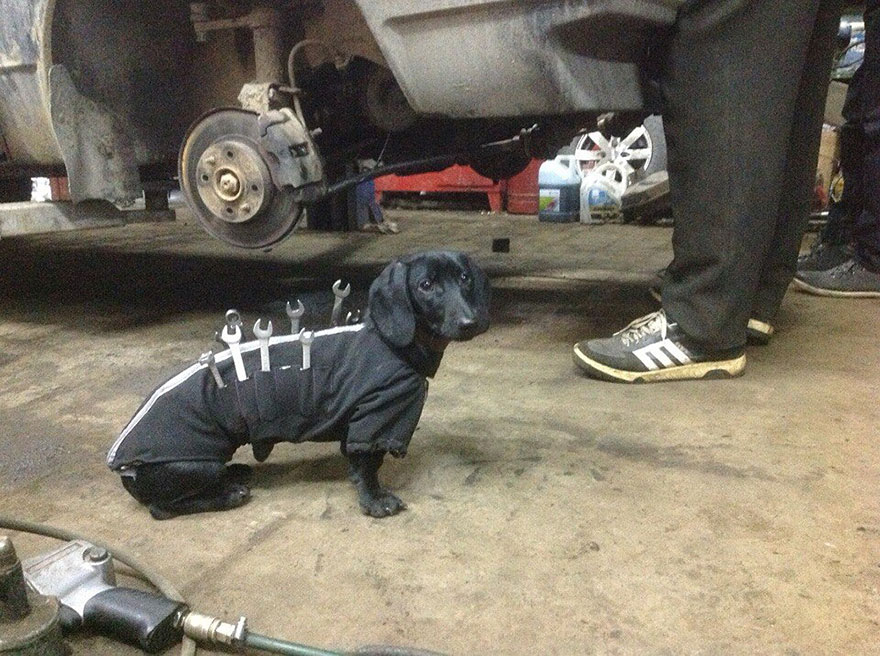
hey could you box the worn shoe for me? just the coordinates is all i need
[648,276,774,346]
[792,259,880,297]
[796,240,853,272]
[573,310,746,383]
[744,318,774,345]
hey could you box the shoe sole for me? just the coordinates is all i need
[792,277,880,298]
[572,344,746,383]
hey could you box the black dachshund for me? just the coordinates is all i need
[107,251,490,519]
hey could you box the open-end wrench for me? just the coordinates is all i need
[330,280,350,327]
[346,309,361,325]
[221,310,248,382]
[298,328,314,370]
[286,299,304,334]
[198,351,226,388]
[214,308,243,345]
[253,319,273,372]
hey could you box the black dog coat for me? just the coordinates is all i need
[107,323,437,472]
[108,250,490,519]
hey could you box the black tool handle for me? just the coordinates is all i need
[82,587,185,653]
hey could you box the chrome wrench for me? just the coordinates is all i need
[253,318,273,372]
[198,351,226,388]
[221,309,248,382]
[298,328,314,370]
[215,308,242,345]
[286,299,304,334]
[330,280,350,327]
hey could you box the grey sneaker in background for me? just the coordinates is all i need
[797,240,854,272]
[793,259,880,298]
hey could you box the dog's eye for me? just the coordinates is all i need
[460,272,471,283]
[419,279,434,291]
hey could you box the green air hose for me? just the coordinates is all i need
[246,632,343,656]
[0,516,449,656]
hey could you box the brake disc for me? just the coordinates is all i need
[179,108,302,249]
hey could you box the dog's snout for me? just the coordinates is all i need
[458,317,478,335]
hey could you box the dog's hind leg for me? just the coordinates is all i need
[124,461,251,520]
[346,451,405,518]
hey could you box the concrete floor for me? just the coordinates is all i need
[0,208,878,655]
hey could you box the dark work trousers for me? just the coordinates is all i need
[822,1,880,270]
[661,0,842,350]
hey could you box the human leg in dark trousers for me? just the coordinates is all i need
[798,3,880,271]
[574,0,841,382]
[854,132,880,270]
[794,1,880,296]
[852,0,880,271]
[749,0,844,318]
[797,122,862,271]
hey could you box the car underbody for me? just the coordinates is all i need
[0,0,682,247]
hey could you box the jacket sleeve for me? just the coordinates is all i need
[344,375,428,456]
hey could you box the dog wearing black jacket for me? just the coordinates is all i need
[107,251,490,519]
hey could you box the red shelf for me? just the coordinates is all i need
[375,159,542,215]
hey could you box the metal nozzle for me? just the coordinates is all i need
[181,610,247,648]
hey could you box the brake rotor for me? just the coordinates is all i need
[179,108,302,248]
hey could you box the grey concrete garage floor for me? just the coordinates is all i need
[0,208,878,655]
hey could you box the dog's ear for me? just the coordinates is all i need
[368,259,415,347]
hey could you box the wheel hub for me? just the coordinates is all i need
[195,139,272,223]
[574,125,653,182]
[179,108,309,249]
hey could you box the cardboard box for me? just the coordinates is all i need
[816,124,840,196]
[824,80,848,127]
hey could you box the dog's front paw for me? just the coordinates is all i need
[360,492,406,518]
[223,483,251,509]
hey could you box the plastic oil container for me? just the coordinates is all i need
[579,161,628,224]
[538,155,581,223]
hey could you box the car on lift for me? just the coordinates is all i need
[0,0,685,248]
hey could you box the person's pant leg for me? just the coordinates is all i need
[863,0,880,128]
[853,131,880,270]
[820,121,864,245]
[749,0,842,320]
[853,2,880,270]
[661,0,828,349]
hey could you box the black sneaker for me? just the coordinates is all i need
[573,310,746,383]
[792,259,880,297]
[648,274,774,346]
[797,240,853,272]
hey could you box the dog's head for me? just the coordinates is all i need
[368,250,491,348]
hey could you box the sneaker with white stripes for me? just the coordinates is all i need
[572,310,746,383]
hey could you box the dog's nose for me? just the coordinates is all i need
[458,318,478,334]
